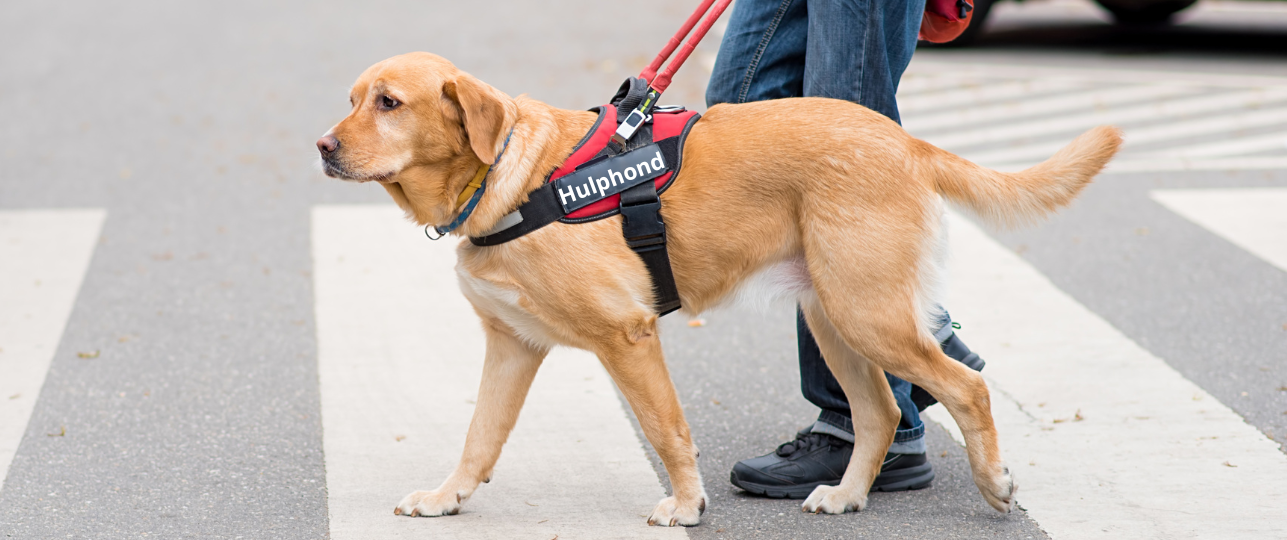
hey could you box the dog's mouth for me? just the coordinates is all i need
[321,159,395,184]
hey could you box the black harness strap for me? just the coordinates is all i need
[620,180,681,315]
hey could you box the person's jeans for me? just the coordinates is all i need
[706,0,929,454]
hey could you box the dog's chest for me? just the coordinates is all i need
[455,267,559,349]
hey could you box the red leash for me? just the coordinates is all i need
[641,0,732,93]
[613,0,732,145]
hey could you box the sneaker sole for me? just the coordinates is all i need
[870,461,935,492]
[730,463,934,499]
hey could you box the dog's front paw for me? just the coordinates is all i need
[394,489,462,517]
[802,485,866,514]
[646,495,705,527]
[977,465,1017,513]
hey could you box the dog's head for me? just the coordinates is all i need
[317,52,517,225]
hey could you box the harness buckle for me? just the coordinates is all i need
[621,197,666,250]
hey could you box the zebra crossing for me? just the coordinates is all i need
[900,62,1287,172]
[926,208,1287,539]
[4,68,1287,540]
[3,197,1287,538]
[304,198,1287,539]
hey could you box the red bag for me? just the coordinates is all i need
[919,0,974,43]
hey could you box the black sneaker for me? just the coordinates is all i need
[729,430,935,498]
[872,452,935,492]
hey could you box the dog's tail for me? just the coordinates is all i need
[922,125,1123,228]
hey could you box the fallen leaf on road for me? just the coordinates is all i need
[77,350,99,359]
[688,318,706,327]
[394,435,405,442]
[8,393,20,400]
[47,426,65,437]
[1223,461,1237,468]
[1053,409,1084,423]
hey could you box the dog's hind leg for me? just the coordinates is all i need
[798,298,902,514]
[596,312,707,527]
[810,276,1016,513]
[394,316,548,518]
[873,329,1014,512]
[799,190,1016,513]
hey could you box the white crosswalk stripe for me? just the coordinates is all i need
[1151,188,1287,272]
[925,212,1287,539]
[0,210,104,487]
[895,77,1091,115]
[311,206,685,540]
[905,83,1206,133]
[949,101,1287,167]
[1145,129,1287,160]
[900,62,1287,171]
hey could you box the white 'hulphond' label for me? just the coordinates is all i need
[553,145,667,212]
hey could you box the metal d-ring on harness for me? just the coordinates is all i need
[440,0,731,316]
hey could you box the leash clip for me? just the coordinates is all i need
[425,224,447,241]
[612,108,651,146]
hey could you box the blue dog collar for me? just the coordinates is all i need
[428,129,515,239]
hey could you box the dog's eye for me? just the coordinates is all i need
[380,95,401,110]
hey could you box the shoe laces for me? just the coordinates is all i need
[775,432,842,457]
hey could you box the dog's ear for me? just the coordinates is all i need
[442,73,510,164]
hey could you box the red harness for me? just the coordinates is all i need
[465,0,724,315]
[469,102,699,315]
[554,105,700,222]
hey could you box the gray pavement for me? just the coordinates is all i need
[2,0,1286,538]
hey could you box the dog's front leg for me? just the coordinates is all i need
[599,316,707,527]
[394,317,547,518]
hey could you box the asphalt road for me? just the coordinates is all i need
[2,1,1286,539]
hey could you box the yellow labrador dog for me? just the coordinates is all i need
[317,52,1121,527]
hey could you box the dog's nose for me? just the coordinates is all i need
[317,135,340,156]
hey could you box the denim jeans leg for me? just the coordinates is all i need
[706,0,808,107]
[801,0,926,122]
[797,0,929,452]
